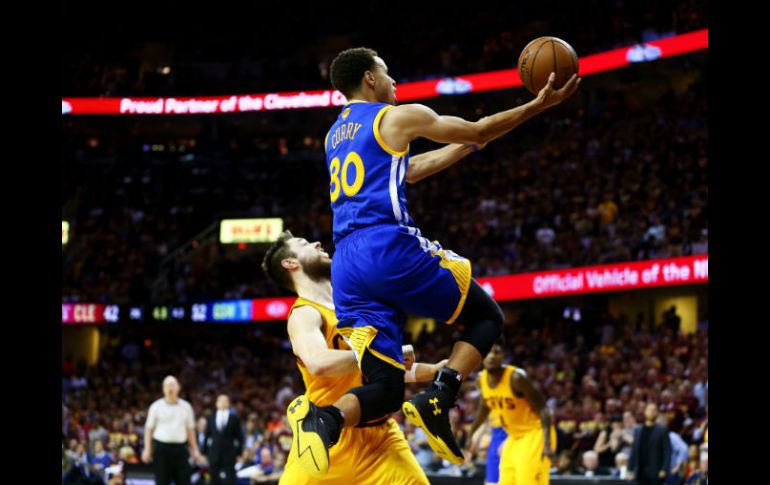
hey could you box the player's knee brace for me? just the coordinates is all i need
[349,350,406,424]
[457,280,504,357]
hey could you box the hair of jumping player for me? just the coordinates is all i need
[261,230,297,293]
[330,47,379,98]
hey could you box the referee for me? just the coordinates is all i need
[141,375,203,485]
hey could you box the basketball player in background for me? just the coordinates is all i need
[466,343,556,485]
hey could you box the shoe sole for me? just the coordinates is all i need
[286,396,329,476]
[402,400,464,465]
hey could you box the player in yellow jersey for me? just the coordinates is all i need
[466,347,508,485]
[261,230,444,484]
[466,343,556,485]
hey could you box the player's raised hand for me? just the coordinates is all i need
[433,359,449,372]
[409,359,450,382]
[533,72,581,111]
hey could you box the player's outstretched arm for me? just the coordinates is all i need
[382,72,580,148]
[511,369,554,460]
[287,306,358,376]
[406,359,449,383]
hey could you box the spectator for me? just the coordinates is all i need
[629,402,672,485]
[658,413,689,485]
[203,394,243,485]
[253,436,275,471]
[243,414,262,451]
[611,452,630,479]
[579,450,610,477]
[89,420,109,448]
[274,376,295,409]
[551,450,575,475]
[63,441,102,485]
[693,374,708,412]
[593,417,623,469]
[685,456,707,485]
[196,417,207,451]
[89,440,113,475]
[271,416,293,458]
[65,439,80,461]
[662,307,682,335]
[683,444,700,482]
[257,446,275,475]
[597,193,619,226]
[620,411,637,456]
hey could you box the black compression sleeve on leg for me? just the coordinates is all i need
[347,350,405,424]
[455,279,504,357]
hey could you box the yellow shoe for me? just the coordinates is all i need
[286,395,330,476]
[402,389,465,465]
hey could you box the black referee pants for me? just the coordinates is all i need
[152,440,191,485]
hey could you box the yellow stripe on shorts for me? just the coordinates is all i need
[431,249,472,324]
[337,325,405,371]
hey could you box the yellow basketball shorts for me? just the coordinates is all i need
[498,427,557,485]
[279,418,429,485]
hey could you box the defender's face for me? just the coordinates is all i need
[372,56,397,105]
[483,345,504,371]
[287,238,331,267]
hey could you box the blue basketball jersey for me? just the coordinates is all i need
[326,101,432,248]
[327,101,474,368]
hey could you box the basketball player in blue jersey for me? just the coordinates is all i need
[286,47,580,475]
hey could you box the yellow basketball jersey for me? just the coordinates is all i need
[488,411,503,428]
[290,298,362,407]
[479,365,541,437]
[482,375,503,429]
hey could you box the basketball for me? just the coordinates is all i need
[518,36,579,95]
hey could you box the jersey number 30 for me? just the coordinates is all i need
[330,151,365,202]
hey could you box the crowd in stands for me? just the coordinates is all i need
[62,1,707,98]
[62,57,707,304]
[63,309,708,483]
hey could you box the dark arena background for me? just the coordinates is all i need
[62,2,708,484]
